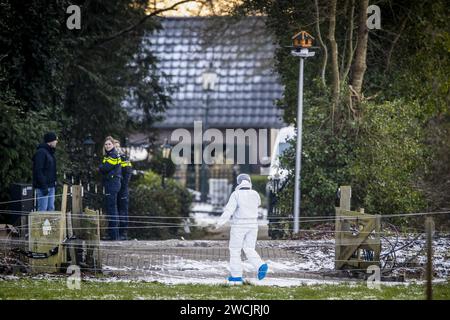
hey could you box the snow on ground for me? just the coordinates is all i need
[2,235,447,288]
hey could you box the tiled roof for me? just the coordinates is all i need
[142,16,285,129]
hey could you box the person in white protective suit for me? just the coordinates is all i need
[216,174,268,284]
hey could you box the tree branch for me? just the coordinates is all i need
[384,17,407,74]
[90,0,200,49]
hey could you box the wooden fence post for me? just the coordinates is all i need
[339,186,351,211]
[71,185,82,218]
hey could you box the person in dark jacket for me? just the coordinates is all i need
[99,136,122,241]
[114,139,132,241]
[32,132,58,211]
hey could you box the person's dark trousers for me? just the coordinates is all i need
[117,179,129,239]
[104,178,121,241]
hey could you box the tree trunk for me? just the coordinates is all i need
[315,0,328,87]
[351,0,369,99]
[328,0,340,129]
[342,0,355,83]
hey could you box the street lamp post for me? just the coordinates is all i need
[83,134,96,159]
[200,62,218,203]
[161,139,172,188]
[291,31,315,234]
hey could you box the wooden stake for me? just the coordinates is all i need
[69,185,83,264]
[334,207,341,270]
[66,210,76,265]
[95,209,102,272]
[374,214,381,264]
[335,186,351,269]
[57,184,68,269]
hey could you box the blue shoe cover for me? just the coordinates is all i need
[258,263,268,280]
[228,276,243,283]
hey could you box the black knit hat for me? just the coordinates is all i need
[44,132,58,143]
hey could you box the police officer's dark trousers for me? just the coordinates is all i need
[117,176,129,238]
[105,177,121,240]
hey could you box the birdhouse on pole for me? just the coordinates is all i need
[290,31,316,233]
[292,31,314,49]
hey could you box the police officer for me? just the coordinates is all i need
[114,139,132,241]
[99,136,122,241]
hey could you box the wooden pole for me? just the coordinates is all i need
[374,214,381,265]
[57,184,68,269]
[71,185,82,234]
[426,217,434,300]
[66,209,75,264]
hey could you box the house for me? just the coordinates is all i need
[130,16,285,203]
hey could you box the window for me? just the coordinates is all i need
[277,142,290,156]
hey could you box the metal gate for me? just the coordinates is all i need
[267,177,292,239]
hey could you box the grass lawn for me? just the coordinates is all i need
[1,278,450,300]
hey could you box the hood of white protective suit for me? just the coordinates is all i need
[235,180,252,190]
